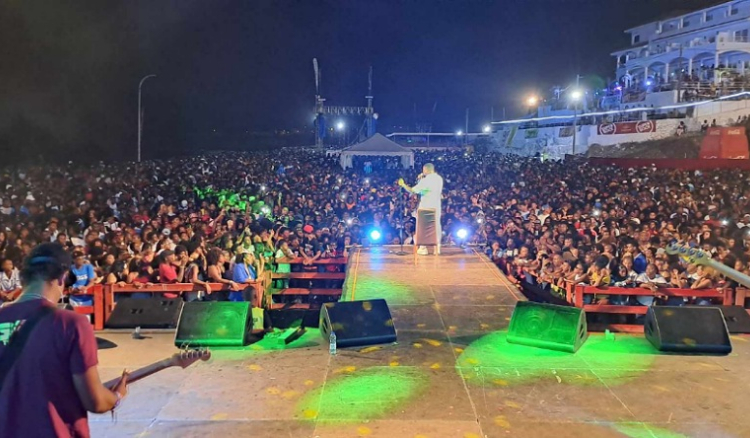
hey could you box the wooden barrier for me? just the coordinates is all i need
[101,280,264,329]
[267,256,350,324]
[567,284,733,333]
[65,284,105,330]
[734,288,750,308]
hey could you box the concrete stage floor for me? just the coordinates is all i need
[91,247,750,438]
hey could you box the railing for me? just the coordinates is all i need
[564,283,734,333]
[268,257,348,311]
[93,280,264,330]
[65,284,105,330]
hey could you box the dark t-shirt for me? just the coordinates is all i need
[0,300,98,438]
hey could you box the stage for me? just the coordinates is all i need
[91,247,750,438]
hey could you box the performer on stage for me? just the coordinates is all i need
[398,163,444,255]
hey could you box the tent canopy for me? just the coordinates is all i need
[339,133,415,169]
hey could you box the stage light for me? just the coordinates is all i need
[526,96,539,106]
[483,125,491,133]
[336,121,345,131]
[456,130,463,136]
[645,80,652,86]
[570,90,583,100]
[369,229,382,241]
[456,228,469,239]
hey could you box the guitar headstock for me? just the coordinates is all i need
[665,242,712,266]
[170,347,211,369]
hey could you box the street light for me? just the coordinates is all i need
[336,121,345,131]
[569,89,583,155]
[456,130,463,136]
[526,95,539,106]
[483,125,491,133]
[137,74,157,163]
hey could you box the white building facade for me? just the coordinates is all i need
[613,0,750,90]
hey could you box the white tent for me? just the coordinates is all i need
[339,133,415,169]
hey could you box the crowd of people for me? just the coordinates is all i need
[0,149,749,311]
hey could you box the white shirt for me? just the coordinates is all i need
[412,173,444,211]
[0,268,21,292]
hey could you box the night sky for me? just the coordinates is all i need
[0,0,723,162]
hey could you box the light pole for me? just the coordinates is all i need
[137,74,157,163]
[336,121,346,146]
[526,95,539,115]
[570,89,583,155]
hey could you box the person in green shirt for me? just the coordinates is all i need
[274,240,295,289]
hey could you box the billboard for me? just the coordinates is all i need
[597,120,656,135]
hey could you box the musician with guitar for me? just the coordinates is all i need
[0,243,129,438]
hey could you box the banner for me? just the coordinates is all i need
[559,126,574,137]
[524,128,539,139]
[597,120,656,135]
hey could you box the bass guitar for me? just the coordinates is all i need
[665,242,750,290]
[104,348,210,388]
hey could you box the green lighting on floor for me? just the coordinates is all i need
[456,330,656,386]
[347,276,425,305]
[296,366,428,422]
[206,330,322,360]
[612,423,688,438]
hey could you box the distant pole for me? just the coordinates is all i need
[676,45,683,103]
[572,104,578,155]
[502,107,506,120]
[491,106,494,123]
[137,74,157,163]
[465,108,469,145]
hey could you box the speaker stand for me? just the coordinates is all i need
[393,221,409,256]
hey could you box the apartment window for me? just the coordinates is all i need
[683,18,691,27]
[706,12,714,22]
[731,6,739,16]
[633,35,641,44]
[735,29,749,41]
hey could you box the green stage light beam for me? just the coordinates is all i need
[296,366,429,422]
[456,330,656,387]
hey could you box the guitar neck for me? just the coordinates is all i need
[703,258,750,290]
[104,358,173,388]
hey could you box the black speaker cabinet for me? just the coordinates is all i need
[645,306,732,354]
[320,299,396,348]
[174,301,251,347]
[707,305,750,334]
[106,297,183,329]
[507,301,588,353]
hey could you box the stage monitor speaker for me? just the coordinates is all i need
[645,306,732,354]
[106,297,183,329]
[507,301,588,353]
[175,302,251,347]
[320,299,396,348]
[708,305,750,334]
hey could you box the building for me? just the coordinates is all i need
[614,1,750,86]
[488,1,750,157]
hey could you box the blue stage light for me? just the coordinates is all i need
[369,229,382,241]
[456,228,468,239]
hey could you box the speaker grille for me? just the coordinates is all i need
[175,302,250,347]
